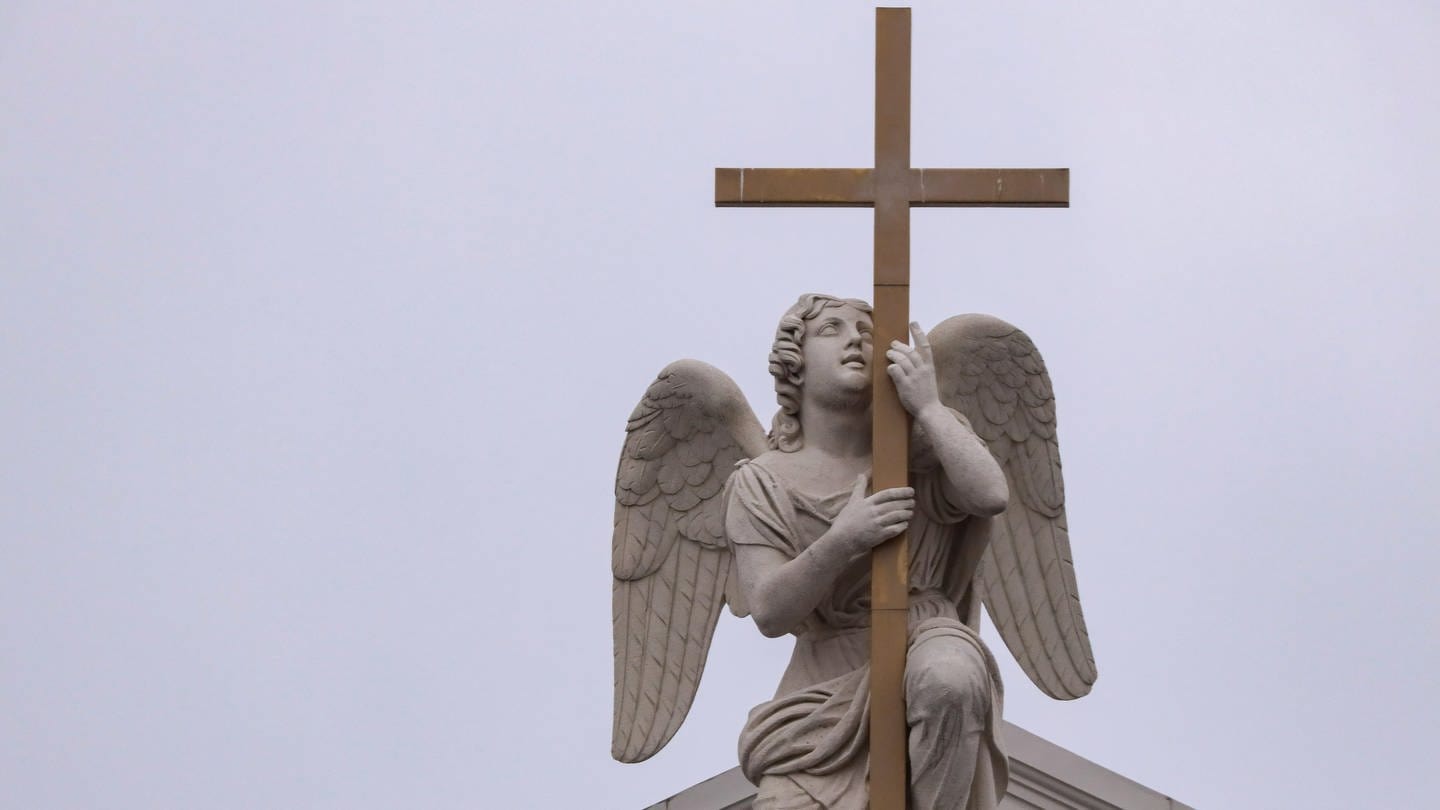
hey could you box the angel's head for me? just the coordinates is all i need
[768,293,874,451]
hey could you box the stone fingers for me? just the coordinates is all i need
[870,486,915,503]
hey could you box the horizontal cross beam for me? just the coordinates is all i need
[715,167,1069,207]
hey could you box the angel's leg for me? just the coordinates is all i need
[905,631,992,810]
[751,775,824,809]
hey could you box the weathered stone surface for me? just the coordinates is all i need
[641,722,1194,810]
[612,295,1098,809]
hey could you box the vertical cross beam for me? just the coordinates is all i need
[868,9,910,810]
[714,8,1068,809]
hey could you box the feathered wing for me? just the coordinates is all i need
[930,314,1098,700]
[611,360,767,763]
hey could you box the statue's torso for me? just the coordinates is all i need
[736,453,966,691]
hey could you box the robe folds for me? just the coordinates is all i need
[726,457,1008,810]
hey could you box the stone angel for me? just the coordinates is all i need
[611,294,1097,810]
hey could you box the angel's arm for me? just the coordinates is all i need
[915,405,1008,517]
[889,323,1008,516]
[730,475,913,638]
[732,541,850,639]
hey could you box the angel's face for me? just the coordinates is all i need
[802,304,874,405]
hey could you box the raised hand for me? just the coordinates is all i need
[829,474,916,556]
[886,321,943,418]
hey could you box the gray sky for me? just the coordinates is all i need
[3,2,1438,808]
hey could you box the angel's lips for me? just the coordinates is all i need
[841,353,865,368]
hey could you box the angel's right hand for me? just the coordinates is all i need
[830,474,915,556]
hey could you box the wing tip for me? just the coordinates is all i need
[613,717,683,764]
[612,739,659,764]
[1048,663,1098,700]
[1064,680,1096,700]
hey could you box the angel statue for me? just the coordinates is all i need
[611,293,1097,810]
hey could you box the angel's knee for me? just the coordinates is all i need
[906,645,990,727]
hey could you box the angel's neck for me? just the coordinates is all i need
[800,406,872,460]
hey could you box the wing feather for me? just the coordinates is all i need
[637,538,685,755]
[672,551,727,743]
[931,314,1098,700]
[611,360,766,763]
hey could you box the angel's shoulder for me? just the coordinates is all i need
[741,448,858,498]
[749,448,803,477]
[749,448,786,466]
[725,449,789,489]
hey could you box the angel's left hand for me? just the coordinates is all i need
[886,322,943,418]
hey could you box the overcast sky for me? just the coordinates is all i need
[3,2,1438,808]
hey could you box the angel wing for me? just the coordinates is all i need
[930,314,1098,700]
[611,360,767,763]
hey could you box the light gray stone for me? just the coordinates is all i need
[641,722,1195,810]
[612,295,1099,809]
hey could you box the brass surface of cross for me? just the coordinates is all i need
[713,9,1068,809]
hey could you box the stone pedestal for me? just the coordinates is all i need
[641,722,1194,810]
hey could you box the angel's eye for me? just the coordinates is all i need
[819,324,838,336]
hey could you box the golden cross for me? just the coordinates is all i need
[714,8,1068,808]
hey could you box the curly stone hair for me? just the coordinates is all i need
[767,293,873,452]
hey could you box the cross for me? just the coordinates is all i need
[714,8,1068,809]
